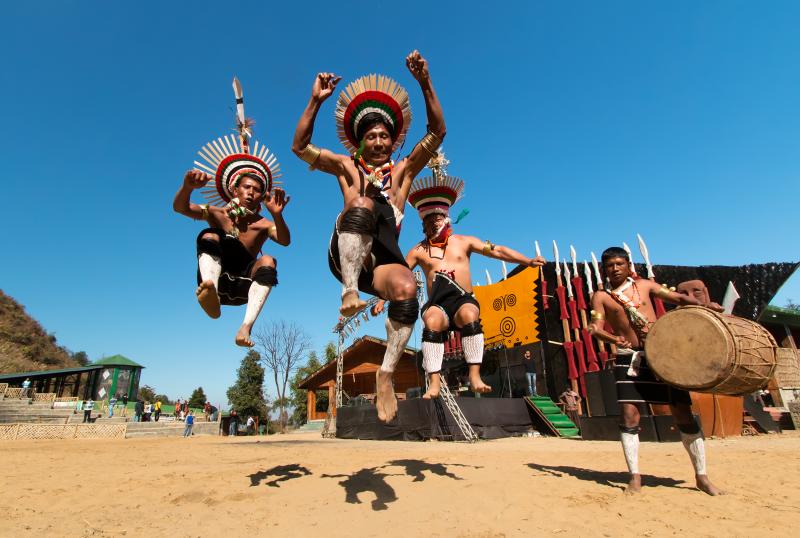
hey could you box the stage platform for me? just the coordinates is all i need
[335,397,541,441]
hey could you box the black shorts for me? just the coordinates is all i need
[614,352,692,406]
[328,195,407,298]
[196,228,256,306]
[420,272,480,328]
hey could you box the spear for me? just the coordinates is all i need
[570,247,600,373]
[637,233,667,318]
[591,251,614,366]
[535,241,549,310]
[564,260,588,399]
[584,260,608,369]
[622,242,637,277]
[485,269,493,286]
[553,241,580,407]
[232,77,252,153]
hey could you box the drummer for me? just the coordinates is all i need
[588,247,723,496]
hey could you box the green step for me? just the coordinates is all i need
[524,396,581,438]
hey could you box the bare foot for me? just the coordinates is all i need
[423,374,441,399]
[696,475,724,496]
[340,290,367,317]
[625,473,642,494]
[376,370,397,422]
[469,375,492,394]
[235,325,254,347]
[196,280,221,319]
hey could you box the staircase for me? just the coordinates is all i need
[297,419,325,432]
[0,399,74,424]
[524,396,580,438]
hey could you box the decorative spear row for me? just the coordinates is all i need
[552,241,581,411]
[563,260,589,401]
[570,246,600,373]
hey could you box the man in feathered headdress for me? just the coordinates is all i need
[174,78,291,347]
[376,154,545,398]
[291,51,446,422]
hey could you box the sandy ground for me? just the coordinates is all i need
[1,431,798,537]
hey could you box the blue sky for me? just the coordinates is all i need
[2,2,798,407]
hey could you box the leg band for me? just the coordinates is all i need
[253,266,278,287]
[197,236,222,257]
[339,207,376,234]
[619,425,641,435]
[461,331,484,364]
[676,419,701,435]
[459,320,483,337]
[388,298,419,325]
[380,318,413,373]
[422,329,446,343]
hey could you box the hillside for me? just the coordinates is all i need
[0,290,78,374]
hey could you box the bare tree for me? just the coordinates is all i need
[254,320,312,431]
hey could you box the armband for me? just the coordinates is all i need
[591,310,605,321]
[482,240,496,255]
[655,286,671,299]
[418,130,443,157]
[299,143,321,169]
[200,204,209,220]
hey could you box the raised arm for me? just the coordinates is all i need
[395,51,447,199]
[263,187,291,246]
[466,236,545,268]
[173,170,212,220]
[292,73,348,176]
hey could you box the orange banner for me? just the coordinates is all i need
[472,266,541,348]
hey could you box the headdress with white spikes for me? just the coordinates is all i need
[335,74,412,155]
[193,77,282,207]
[407,151,464,219]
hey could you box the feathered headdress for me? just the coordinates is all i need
[335,74,412,155]
[407,151,464,219]
[193,77,281,206]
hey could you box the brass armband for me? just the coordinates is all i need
[200,204,209,221]
[655,285,671,299]
[299,143,321,169]
[591,310,605,321]
[268,225,277,238]
[418,130,443,157]
[482,240,496,255]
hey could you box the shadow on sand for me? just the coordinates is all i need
[248,464,312,488]
[321,467,402,511]
[381,459,481,482]
[526,462,687,491]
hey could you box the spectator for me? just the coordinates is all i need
[558,387,581,427]
[154,400,162,422]
[108,395,118,418]
[134,399,144,422]
[229,410,239,437]
[246,415,255,435]
[144,402,153,421]
[203,402,212,422]
[20,378,31,399]
[182,400,189,418]
[83,399,94,423]
[120,393,128,417]
[523,350,537,396]
[183,411,195,437]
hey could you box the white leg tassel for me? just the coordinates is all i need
[621,432,640,474]
[680,432,707,475]
[422,341,444,373]
[198,253,221,288]
[338,232,372,295]
[242,282,272,327]
[462,333,485,364]
[380,318,413,373]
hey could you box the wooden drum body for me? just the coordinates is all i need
[644,306,777,396]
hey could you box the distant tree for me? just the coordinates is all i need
[785,299,800,312]
[138,384,156,402]
[153,394,171,405]
[72,351,90,366]
[254,320,312,432]
[188,386,208,408]
[289,343,336,426]
[226,350,268,421]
